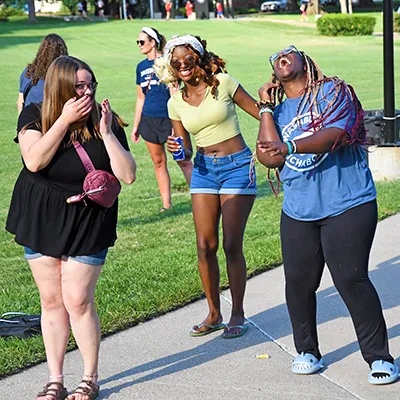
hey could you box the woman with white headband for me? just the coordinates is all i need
[132,27,193,212]
[155,35,260,339]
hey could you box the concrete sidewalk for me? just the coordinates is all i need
[1,214,399,399]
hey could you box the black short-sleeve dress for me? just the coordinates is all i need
[6,103,130,258]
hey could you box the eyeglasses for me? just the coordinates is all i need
[269,45,300,68]
[170,55,196,71]
[136,40,147,46]
[75,82,98,93]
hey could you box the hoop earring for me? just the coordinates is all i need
[195,77,200,82]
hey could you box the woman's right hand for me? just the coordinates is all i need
[166,135,180,154]
[258,82,279,102]
[60,96,93,125]
[131,126,140,143]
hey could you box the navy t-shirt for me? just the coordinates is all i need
[136,58,170,118]
[19,67,45,107]
[274,80,376,221]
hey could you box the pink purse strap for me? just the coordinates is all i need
[72,141,95,173]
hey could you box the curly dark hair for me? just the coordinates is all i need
[180,36,227,98]
[25,34,68,85]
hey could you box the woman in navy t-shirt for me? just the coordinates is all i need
[17,33,68,114]
[131,27,193,212]
[256,45,398,385]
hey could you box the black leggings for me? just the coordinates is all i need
[280,200,393,366]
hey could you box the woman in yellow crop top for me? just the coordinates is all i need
[154,35,259,339]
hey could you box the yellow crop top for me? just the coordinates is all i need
[167,73,241,148]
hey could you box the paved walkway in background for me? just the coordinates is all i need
[1,214,399,399]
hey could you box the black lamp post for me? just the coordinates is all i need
[383,0,397,143]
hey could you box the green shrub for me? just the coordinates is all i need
[0,6,25,20]
[316,14,376,36]
[394,13,400,33]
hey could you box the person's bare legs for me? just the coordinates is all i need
[62,259,102,400]
[29,257,70,399]
[191,194,223,331]
[177,159,193,185]
[145,140,172,210]
[221,194,255,335]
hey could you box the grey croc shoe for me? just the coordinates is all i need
[368,360,399,385]
[291,352,324,375]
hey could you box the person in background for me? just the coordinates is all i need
[17,34,68,115]
[155,35,260,339]
[299,0,309,21]
[7,55,136,400]
[216,1,224,19]
[185,0,194,19]
[132,27,192,212]
[256,44,398,384]
[165,0,172,20]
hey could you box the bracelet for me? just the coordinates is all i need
[285,141,293,155]
[259,107,274,117]
[255,99,275,110]
[289,139,298,154]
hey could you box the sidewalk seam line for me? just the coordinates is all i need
[220,293,365,400]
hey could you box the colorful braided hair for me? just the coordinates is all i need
[269,52,367,149]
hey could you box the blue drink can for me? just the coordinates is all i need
[172,137,185,161]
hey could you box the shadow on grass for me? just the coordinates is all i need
[97,253,400,398]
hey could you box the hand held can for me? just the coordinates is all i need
[172,137,185,161]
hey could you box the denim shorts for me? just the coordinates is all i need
[190,147,257,195]
[24,247,108,266]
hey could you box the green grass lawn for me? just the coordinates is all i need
[0,16,399,378]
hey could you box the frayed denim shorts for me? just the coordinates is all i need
[190,147,257,195]
[24,247,108,266]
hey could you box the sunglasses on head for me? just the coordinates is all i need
[269,45,300,68]
[136,40,147,46]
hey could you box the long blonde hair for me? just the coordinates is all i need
[41,56,102,144]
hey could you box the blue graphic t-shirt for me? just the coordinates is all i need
[136,58,170,118]
[19,67,45,107]
[274,80,376,221]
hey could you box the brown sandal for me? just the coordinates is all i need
[37,382,68,400]
[68,380,99,399]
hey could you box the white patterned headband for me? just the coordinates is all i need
[163,35,205,58]
[142,27,160,44]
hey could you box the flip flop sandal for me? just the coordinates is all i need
[68,380,99,399]
[221,324,249,339]
[291,352,324,375]
[37,382,68,400]
[368,360,399,385]
[190,323,225,337]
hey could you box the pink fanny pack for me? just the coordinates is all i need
[66,141,121,208]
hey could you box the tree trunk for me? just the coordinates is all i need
[339,0,347,13]
[307,0,320,15]
[27,0,37,23]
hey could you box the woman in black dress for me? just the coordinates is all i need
[7,56,136,400]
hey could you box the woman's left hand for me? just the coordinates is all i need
[100,99,112,135]
[257,140,288,157]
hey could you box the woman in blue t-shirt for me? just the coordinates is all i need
[256,45,398,385]
[131,27,193,212]
[17,33,68,114]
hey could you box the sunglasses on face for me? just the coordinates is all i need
[269,45,300,68]
[170,55,196,71]
[75,82,98,93]
[136,40,147,46]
